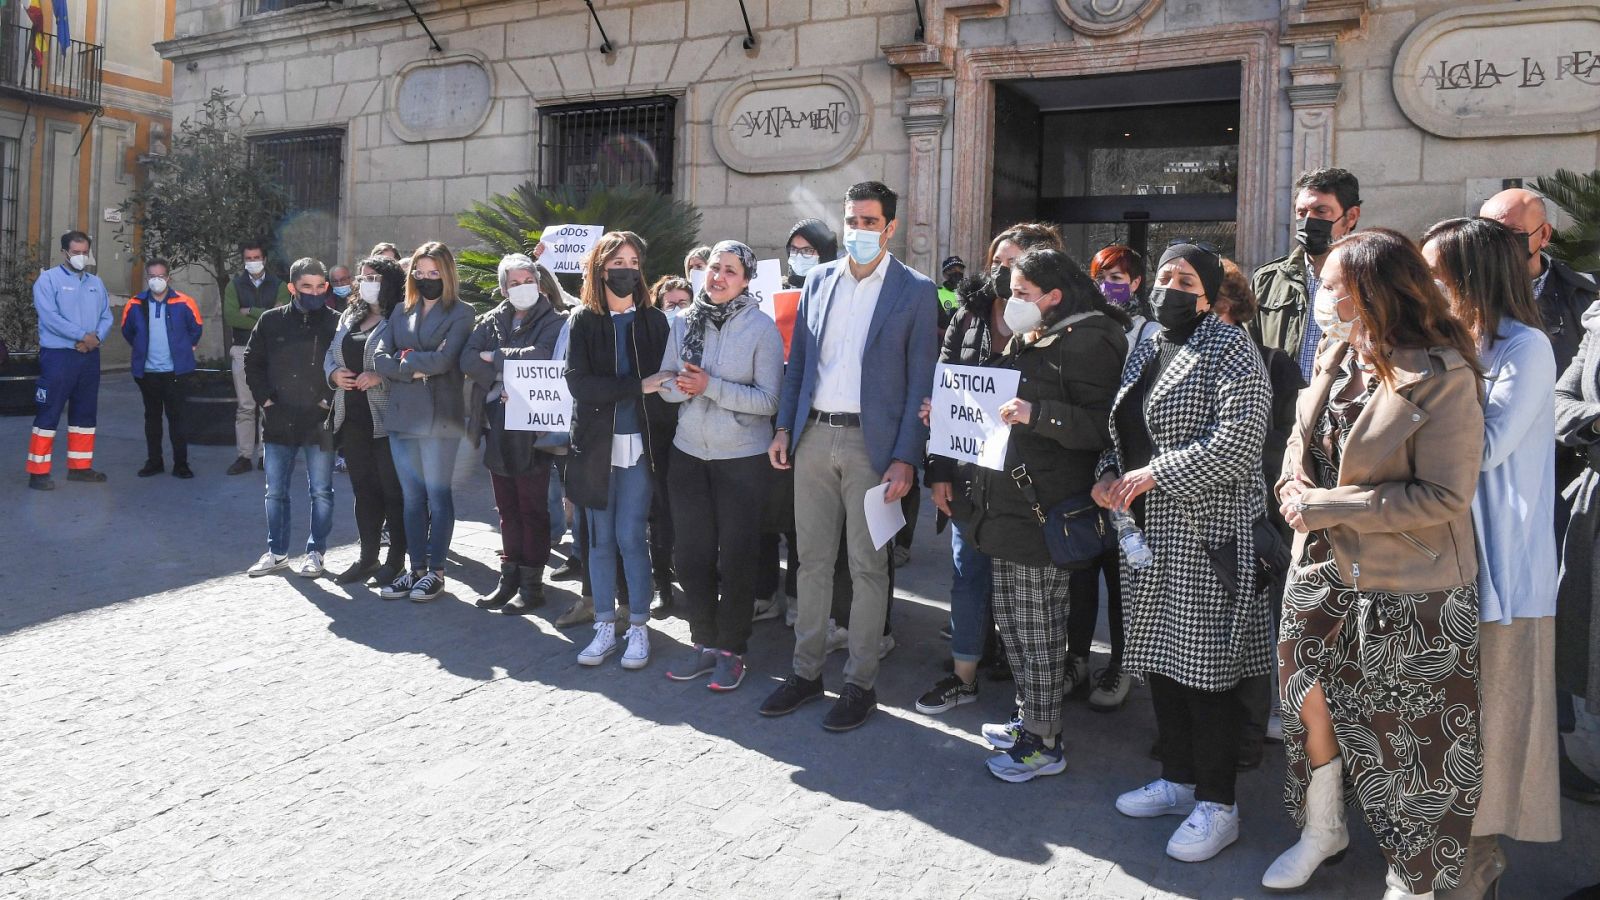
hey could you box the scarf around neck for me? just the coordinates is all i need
[681,290,754,366]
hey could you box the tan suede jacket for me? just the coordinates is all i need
[1277,342,1483,594]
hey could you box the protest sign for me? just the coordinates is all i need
[539,224,604,275]
[750,259,784,319]
[771,289,801,360]
[503,359,573,432]
[928,363,1021,470]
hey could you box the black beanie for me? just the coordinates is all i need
[1158,243,1223,302]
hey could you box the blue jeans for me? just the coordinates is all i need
[264,442,335,556]
[950,517,993,663]
[587,461,654,624]
[390,435,459,572]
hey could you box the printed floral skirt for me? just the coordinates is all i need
[1278,534,1481,894]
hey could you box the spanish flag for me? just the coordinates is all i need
[25,0,45,70]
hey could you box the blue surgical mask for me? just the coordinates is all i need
[332,285,352,299]
[789,253,818,277]
[295,291,328,313]
[843,228,883,266]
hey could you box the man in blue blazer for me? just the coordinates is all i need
[759,181,938,731]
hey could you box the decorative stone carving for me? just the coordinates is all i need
[1286,41,1342,176]
[387,53,494,143]
[710,71,871,175]
[902,79,949,277]
[1054,0,1163,36]
[1393,0,1600,138]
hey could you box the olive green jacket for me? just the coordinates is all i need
[1247,246,1312,359]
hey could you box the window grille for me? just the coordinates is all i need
[0,134,19,257]
[250,129,344,268]
[537,97,676,201]
[240,0,339,17]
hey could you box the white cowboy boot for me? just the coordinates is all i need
[1262,755,1349,890]
[1383,867,1435,900]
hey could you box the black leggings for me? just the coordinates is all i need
[1149,674,1248,806]
[341,422,406,568]
[670,449,770,654]
[1066,547,1124,669]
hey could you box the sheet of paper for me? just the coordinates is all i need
[750,259,784,319]
[864,482,907,551]
[689,267,706,296]
[502,359,573,432]
[539,224,605,275]
[928,363,1022,470]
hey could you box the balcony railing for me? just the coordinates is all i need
[0,24,103,112]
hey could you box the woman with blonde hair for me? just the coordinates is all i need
[565,231,676,669]
[371,242,475,603]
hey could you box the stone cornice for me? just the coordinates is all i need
[884,0,1007,79]
[159,0,420,61]
[1283,0,1368,45]
[1286,82,1342,107]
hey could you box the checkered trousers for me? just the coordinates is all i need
[991,558,1074,738]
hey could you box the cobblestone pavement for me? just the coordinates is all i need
[3,380,1598,899]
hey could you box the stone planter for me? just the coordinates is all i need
[183,368,237,446]
[0,350,40,416]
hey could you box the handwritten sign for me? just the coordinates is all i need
[539,224,604,275]
[929,363,1021,471]
[503,360,572,433]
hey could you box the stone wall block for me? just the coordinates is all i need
[631,1,687,40]
[389,179,445,218]
[285,54,333,93]
[507,11,593,55]
[337,81,382,119]
[333,47,380,84]
[463,135,532,176]
[544,52,596,94]
[430,141,466,179]
[1336,127,1421,186]
[443,176,490,219]
[1420,133,1599,188]
[796,19,878,68]
[1357,66,1409,131]
[629,43,678,88]
[667,36,726,85]
[282,89,317,125]
[245,60,285,95]
[505,58,562,97]
[313,85,346,123]
[705,30,796,80]
[370,143,430,179]
[687,0,762,38]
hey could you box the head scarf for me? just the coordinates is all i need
[682,240,758,367]
[1157,243,1223,302]
[786,218,839,288]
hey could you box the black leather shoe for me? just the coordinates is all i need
[66,468,107,483]
[822,684,877,732]
[226,456,253,476]
[759,674,825,717]
[370,561,403,587]
[334,558,381,585]
[1560,742,1600,804]
[28,474,54,491]
[501,566,546,615]
[138,460,164,477]
[172,463,194,479]
[549,557,583,583]
[650,581,675,619]
[476,562,520,609]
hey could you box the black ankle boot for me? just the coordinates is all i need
[476,562,520,609]
[502,565,546,615]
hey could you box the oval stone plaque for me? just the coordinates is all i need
[711,71,870,175]
[1055,0,1163,36]
[389,54,494,143]
[1393,1,1600,138]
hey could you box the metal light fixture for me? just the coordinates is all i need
[584,0,615,55]
[735,0,757,49]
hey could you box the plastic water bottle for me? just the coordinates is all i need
[1110,508,1154,570]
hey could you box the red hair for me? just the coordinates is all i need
[1089,244,1145,282]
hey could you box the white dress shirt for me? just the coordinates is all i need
[812,252,891,414]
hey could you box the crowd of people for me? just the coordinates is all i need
[22,172,1600,899]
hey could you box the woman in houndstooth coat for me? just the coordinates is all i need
[1094,243,1273,864]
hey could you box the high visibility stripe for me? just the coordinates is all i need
[27,453,50,464]
[67,433,95,452]
[66,457,92,470]
[67,426,94,435]
[31,427,55,439]
[28,436,52,456]
[66,451,93,460]
[26,460,51,475]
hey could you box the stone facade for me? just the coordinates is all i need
[157,0,1600,340]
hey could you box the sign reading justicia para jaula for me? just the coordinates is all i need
[1393,1,1600,138]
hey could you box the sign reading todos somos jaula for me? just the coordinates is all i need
[929,363,1021,471]
[503,360,572,433]
[540,225,605,275]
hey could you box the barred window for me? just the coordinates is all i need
[537,97,676,201]
[240,0,340,16]
[250,128,344,269]
[0,134,19,255]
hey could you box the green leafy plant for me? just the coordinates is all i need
[0,241,51,354]
[115,88,291,308]
[456,183,702,309]
[1532,168,1600,274]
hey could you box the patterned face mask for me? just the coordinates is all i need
[1313,287,1354,343]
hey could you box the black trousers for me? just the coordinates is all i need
[1066,547,1125,669]
[757,532,800,599]
[649,453,675,589]
[1149,673,1247,805]
[670,449,769,654]
[341,421,406,567]
[135,372,189,465]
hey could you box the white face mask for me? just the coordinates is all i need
[842,228,883,267]
[1002,296,1044,335]
[147,276,169,295]
[68,253,93,271]
[244,260,265,276]
[789,253,818,277]
[507,283,541,311]
[358,280,382,306]
[1313,288,1354,344]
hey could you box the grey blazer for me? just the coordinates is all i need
[371,299,474,438]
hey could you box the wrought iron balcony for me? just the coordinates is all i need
[0,24,103,112]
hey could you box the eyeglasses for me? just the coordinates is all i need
[788,247,819,258]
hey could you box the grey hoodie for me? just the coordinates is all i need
[657,300,783,460]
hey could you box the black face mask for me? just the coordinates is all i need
[1150,286,1201,332]
[604,268,641,299]
[414,277,445,301]
[942,276,961,291]
[991,266,1012,301]
[1295,215,1337,257]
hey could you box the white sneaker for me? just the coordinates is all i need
[297,550,325,578]
[1166,801,1239,862]
[825,621,849,655]
[878,633,896,659]
[752,592,783,622]
[248,552,288,577]
[1116,778,1197,818]
[620,624,650,670]
[577,622,617,666]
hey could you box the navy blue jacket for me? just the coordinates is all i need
[121,289,203,378]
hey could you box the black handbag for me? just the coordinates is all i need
[1010,464,1114,569]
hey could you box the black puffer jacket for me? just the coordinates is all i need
[460,298,567,477]
[564,304,673,510]
[243,301,337,447]
[968,311,1128,567]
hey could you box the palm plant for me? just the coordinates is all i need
[456,182,702,308]
[1532,168,1600,274]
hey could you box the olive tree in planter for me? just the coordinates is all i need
[115,88,289,436]
[0,242,51,416]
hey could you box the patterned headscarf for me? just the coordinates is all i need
[681,240,757,367]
